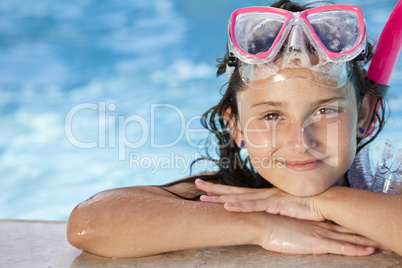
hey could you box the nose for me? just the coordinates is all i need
[282,25,314,67]
[286,118,316,154]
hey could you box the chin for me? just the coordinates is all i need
[288,188,327,197]
[282,181,331,197]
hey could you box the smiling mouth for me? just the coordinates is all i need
[280,158,327,172]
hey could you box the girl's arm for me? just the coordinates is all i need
[196,180,400,255]
[67,184,262,258]
[317,186,402,255]
[67,181,381,258]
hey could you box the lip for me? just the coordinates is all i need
[281,158,327,172]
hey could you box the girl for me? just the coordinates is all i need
[67,0,402,258]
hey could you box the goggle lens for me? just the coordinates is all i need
[308,10,361,53]
[235,12,286,55]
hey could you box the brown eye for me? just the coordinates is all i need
[315,107,339,116]
[264,113,280,120]
[318,108,328,114]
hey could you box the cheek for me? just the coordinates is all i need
[242,119,278,149]
[317,109,357,148]
[339,117,358,161]
[339,109,358,147]
[327,114,357,167]
[245,130,279,171]
[247,147,282,180]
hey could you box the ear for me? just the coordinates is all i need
[224,107,245,148]
[357,94,377,137]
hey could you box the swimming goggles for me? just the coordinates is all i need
[226,5,368,88]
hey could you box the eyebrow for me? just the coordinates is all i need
[251,97,346,109]
[251,101,286,109]
[311,96,346,107]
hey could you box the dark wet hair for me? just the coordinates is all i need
[163,0,388,192]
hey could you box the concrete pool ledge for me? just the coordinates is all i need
[1,219,402,268]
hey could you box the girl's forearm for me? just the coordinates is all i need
[317,186,402,255]
[67,186,268,258]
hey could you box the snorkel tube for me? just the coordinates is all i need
[366,1,402,135]
[367,0,402,91]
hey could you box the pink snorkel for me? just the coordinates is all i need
[365,1,402,136]
[367,0,402,91]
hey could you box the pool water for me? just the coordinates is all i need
[0,0,401,221]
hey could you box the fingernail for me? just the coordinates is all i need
[224,203,239,211]
[195,179,205,184]
[200,195,212,201]
[365,247,374,251]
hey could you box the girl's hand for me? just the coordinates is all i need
[258,215,381,256]
[195,179,324,221]
[195,179,387,255]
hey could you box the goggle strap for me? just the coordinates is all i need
[354,44,369,62]
[225,53,237,78]
[228,53,238,67]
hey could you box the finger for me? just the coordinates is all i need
[321,223,391,249]
[195,179,263,195]
[199,194,259,204]
[323,239,375,256]
[332,233,383,249]
[312,221,360,234]
[327,230,387,251]
[224,199,281,214]
[200,189,277,207]
[200,195,226,204]
[314,222,369,239]
[224,202,246,211]
[196,179,253,195]
[315,223,385,251]
[225,200,315,221]
[223,201,269,213]
[323,223,357,234]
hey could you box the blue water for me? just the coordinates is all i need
[0,0,401,221]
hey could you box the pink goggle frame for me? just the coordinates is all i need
[229,4,367,64]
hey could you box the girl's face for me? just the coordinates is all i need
[235,75,363,196]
